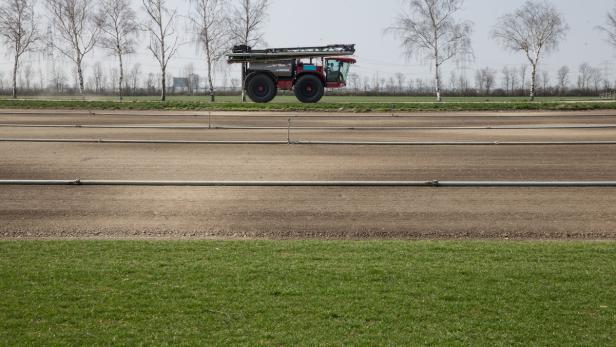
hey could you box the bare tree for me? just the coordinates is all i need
[189,0,228,102]
[228,0,268,47]
[556,65,569,94]
[577,63,592,91]
[590,67,603,94]
[91,61,104,93]
[145,72,156,93]
[51,64,66,92]
[97,0,139,100]
[348,72,360,92]
[108,66,119,93]
[541,70,550,94]
[456,73,469,94]
[475,67,495,95]
[47,0,100,95]
[0,0,39,98]
[501,67,511,95]
[598,3,616,48]
[22,63,32,91]
[492,1,568,101]
[387,0,473,102]
[228,0,270,101]
[128,63,141,94]
[518,65,528,94]
[395,72,406,94]
[510,70,518,93]
[142,0,178,101]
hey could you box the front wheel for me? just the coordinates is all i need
[246,73,277,103]
[294,75,324,103]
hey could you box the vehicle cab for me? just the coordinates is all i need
[324,57,356,87]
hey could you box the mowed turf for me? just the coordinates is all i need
[1,241,615,346]
[1,97,616,112]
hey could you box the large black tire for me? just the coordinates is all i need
[246,73,277,103]
[294,74,324,103]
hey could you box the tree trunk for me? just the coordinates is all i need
[529,63,537,101]
[435,62,442,102]
[12,54,18,99]
[241,63,247,102]
[207,60,215,102]
[161,68,166,102]
[77,59,85,95]
[118,53,125,101]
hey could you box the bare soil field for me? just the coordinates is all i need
[1,109,615,239]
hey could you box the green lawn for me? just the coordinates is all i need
[1,241,615,346]
[0,94,604,103]
[1,97,615,112]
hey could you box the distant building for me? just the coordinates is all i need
[173,78,189,91]
[173,75,200,94]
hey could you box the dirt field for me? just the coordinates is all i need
[1,109,615,239]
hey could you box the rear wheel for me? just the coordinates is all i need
[294,75,324,103]
[246,73,277,103]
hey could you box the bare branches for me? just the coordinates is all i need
[0,0,39,57]
[387,0,473,101]
[188,0,228,101]
[228,0,269,47]
[0,0,40,98]
[142,0,178,101]
[97,0,139,56]
[491,0,568,100]
[46,0,100,94]
[227,0,269,101]
[598,4,616,48]
[97,0,139,100]
[492,1,568,60]
[388,0,473,64]
[556,65,569,93]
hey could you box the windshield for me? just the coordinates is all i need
[326,60,351,83]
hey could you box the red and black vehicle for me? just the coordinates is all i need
[227,44,356,103]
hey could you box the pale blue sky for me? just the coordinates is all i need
[1,0,615,86]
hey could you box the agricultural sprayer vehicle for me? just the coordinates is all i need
[227,44,356,103]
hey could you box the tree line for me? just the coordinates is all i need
[1,59,612,98]
[341,62,614,98]
[387,0,616,101]
[0,0,269,100]
[1,0,616,101]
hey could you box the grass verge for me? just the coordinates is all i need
[1,99,616,112]
[1,241,615,346]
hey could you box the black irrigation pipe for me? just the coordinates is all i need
[1,137,616,146]
[1,179,615,187]
[2,123,616,130]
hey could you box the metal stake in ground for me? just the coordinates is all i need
[287,117,291,144]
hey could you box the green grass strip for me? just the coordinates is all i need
[2,99,616,112]
[1,241,615,346]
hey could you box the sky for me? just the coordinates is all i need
[261,0,616,82]
[1,0,615,87]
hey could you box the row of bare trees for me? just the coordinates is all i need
[4,60,612,98]
[340,65,615,97]
[0,0,270,100]
[2,0,616,101]
[0,0,38,99]
[389,0,616,101]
